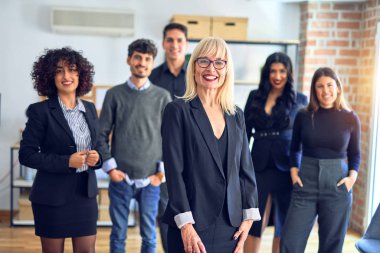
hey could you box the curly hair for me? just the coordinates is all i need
[31,47,94,97]
[128,39,157,58]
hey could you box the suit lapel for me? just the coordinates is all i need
[82,101,97,148]
[225,113,236,183]
[48,96,75,144]
[190,97,224,179]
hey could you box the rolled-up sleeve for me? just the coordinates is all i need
[237,109,261,221]
[243,208,261,221]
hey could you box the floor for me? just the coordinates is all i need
[0,221,361,252]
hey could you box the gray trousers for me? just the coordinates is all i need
[280,157,352,253]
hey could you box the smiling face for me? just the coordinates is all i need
[194,56,227,92]
[54,60,79,96]
[163,28,188,61]
[269,63,287,91]
[127,51,154,79]
[315,75,340,108]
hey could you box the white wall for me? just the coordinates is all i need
[0,0,300,210]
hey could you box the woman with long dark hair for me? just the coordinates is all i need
[244,52,307,253]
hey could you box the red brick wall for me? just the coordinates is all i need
[298,1,380,233]
[355,0,380,232]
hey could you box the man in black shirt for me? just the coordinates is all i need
[150,23,188,99]
[149,23,188,253]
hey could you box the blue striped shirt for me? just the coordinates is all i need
[58,97,91,173]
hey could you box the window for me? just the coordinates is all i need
[367,22,380,223]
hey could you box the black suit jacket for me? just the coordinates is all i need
[19,96,102,206]
[161,97,259,231]
[244,91,308,172]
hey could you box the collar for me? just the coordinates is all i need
[58,96,86,112]
[127,78,151,91]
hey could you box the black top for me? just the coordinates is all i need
[150,61,187,99]
[217,126,228,177]
[290,107,361,171]
[244,90,308,172]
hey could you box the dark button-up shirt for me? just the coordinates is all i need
[150,61,187,99]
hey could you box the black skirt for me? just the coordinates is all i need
[32,172,98,238]
[249,166,292,237]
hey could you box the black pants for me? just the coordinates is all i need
[158,183,168,253]
[280,157,352,253]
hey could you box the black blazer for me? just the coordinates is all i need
[161,97,259,231]
[244,91,308,172]
[19,96,102,206]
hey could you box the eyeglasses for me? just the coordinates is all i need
[195,58,227,70]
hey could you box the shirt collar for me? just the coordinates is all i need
[127,78,151,91]
[58,96,86,112]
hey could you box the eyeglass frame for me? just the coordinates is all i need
[195,57,227,70]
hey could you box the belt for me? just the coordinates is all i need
[253,129,292,140]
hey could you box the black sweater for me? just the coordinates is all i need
[290,107,361,171]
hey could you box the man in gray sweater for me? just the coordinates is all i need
[97,39,171,253]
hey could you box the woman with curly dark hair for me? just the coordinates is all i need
[19,47,102,253]
[243,52,307,253]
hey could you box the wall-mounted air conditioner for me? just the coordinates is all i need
[50,6,135,37]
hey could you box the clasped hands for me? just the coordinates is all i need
[69,150,100,168]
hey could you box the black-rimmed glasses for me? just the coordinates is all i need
[195,58,227,70]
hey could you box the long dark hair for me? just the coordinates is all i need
[246,52,296,128]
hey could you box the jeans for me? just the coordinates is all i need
[109,180,160,253]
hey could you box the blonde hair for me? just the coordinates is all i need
[308,67,351,112]
[181,37,236,115]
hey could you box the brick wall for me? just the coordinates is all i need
[298,0,380,233]
[355,0,380,232]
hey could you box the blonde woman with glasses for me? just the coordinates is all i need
[161,37,261,253]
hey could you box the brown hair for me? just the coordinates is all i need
[307,67,351,112]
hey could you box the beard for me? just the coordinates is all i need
[133,73,146,79]
[131,65,149,79]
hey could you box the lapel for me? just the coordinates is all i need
[225,113,236,183]
[48,96,76,144]
[82,101,97,148]
[190,97,225,179]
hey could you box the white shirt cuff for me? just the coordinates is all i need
[174,211,195,229]
[102,158,117,173]
[134,178,150,188]
[243,208,261,221]
[157,161,165,173]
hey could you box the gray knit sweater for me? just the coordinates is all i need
[98,81,172,179]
